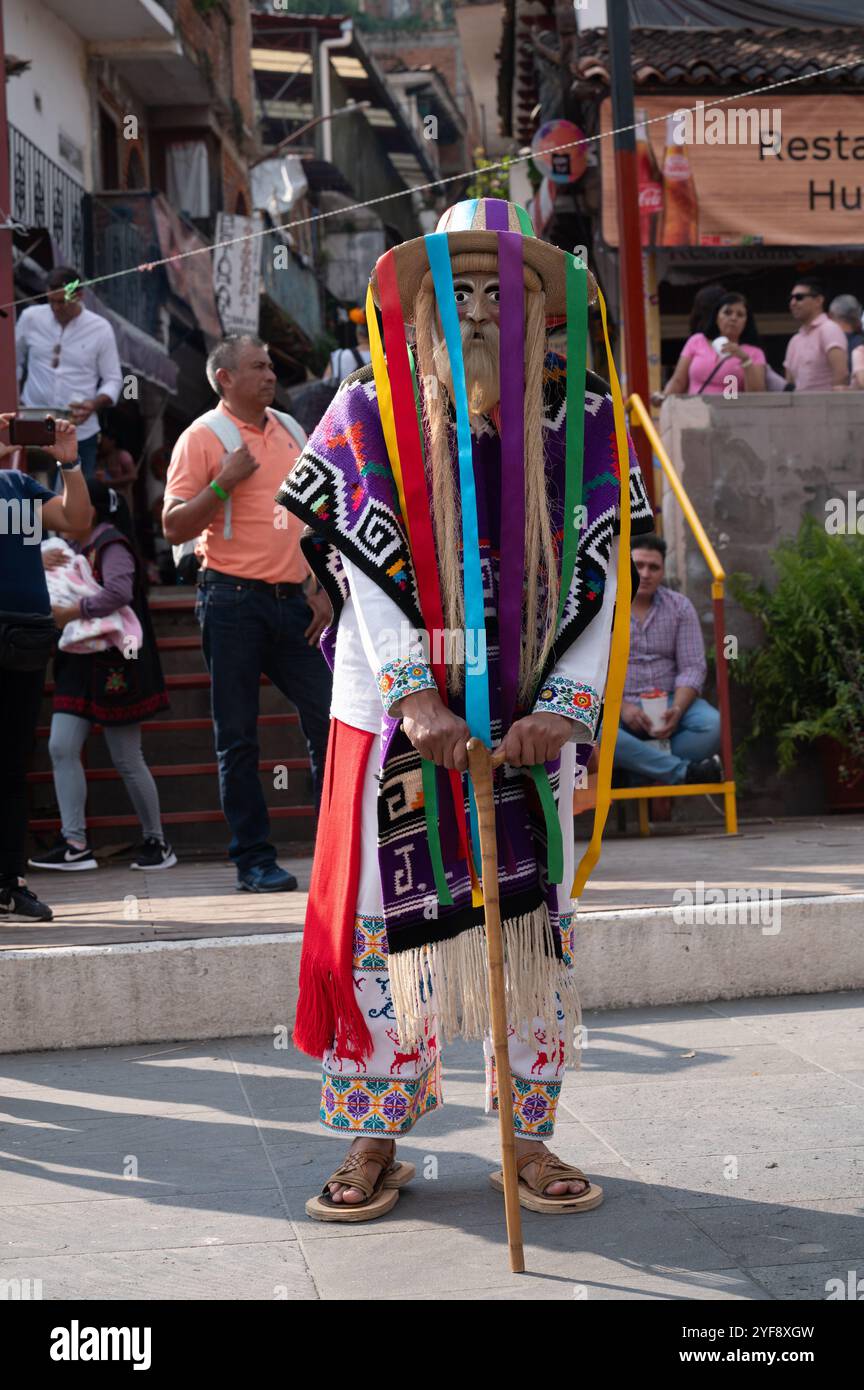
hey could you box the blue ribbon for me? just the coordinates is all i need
[425,233,491,864]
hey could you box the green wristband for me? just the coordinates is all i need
[209,479,229,503]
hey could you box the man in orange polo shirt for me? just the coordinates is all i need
[163,335,332,892]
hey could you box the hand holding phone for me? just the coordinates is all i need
[0,413,79,464]
[8,416,56,447]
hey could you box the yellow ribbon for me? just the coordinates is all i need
[571,286,633,898]
[365,282,409,538]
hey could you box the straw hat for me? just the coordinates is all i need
[370,197,596,322]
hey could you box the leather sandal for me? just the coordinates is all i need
[306,1141,405,1223]
[489,1150,604,1214]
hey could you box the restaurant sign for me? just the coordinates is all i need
[601,95,864,248]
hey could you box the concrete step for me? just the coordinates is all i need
[3,888,862,1053]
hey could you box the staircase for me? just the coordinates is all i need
[27,588,318,856]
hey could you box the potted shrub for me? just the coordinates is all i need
[730,517,864,809]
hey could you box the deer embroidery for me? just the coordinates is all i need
[386,1028,421,1074]
[531,1028,552,1074]
[332,1051,365,1074]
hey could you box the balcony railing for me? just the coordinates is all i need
[9,124,85,268]
[261,234,323,343]
[86,196,164,342]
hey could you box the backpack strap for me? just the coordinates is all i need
[199,408,244,540]
[197,407,308,543]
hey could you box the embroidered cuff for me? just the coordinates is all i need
[533,676,601,736]
[377,657,438,713]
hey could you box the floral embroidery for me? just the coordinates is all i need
[558,912,575,970]
[490,1077,563,1137]
[320,915,440,1133]
[377,656,437,713]
[104,668,128,695]
[533,676,600,735]
[351,915,388,969]
[320,1068,439,1134]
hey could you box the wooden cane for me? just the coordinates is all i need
[466,737,525,1274]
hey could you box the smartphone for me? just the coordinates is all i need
[9,417,56,447]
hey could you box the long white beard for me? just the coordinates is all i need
[432,318,500,418]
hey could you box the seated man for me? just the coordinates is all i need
[615,534,722,785]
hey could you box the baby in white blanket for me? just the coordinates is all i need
[42,537,142,655]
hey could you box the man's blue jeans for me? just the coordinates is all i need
[77,434,99,480]
[611,694,721,784]
[196,582,332,876]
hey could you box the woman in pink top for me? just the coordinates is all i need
[659,292,767,398]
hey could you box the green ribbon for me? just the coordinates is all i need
[422,759,454,906]
[529,765,564,886]
[63,279,81,301]
[524,254,586,890]
[556,255,587,631]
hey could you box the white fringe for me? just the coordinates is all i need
[387,905,584,1069]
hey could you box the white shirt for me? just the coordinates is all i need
[329,346,371,384]
[331,539,620,739]
[16,305,123,441]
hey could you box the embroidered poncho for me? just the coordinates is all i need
[276,355,653,1057]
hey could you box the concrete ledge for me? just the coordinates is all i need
[1,897,862,1054]
[0,932,304,1055]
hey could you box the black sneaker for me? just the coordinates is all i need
[685,754,724,785]
[28,836,98,871]
[130,837,177,870]
[0,881,53,922]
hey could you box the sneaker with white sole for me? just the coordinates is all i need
[130,837,177,870]
[0,880,54,922]
[28,836,98,872]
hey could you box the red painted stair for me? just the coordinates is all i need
[27,588,318,853]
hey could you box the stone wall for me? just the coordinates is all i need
[656,391,864,816]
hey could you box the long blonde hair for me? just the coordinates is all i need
[413,251,559,704]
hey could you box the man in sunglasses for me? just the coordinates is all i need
[784,278,849,392]
[15,266,123,480]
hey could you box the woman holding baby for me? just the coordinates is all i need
[29,479,175,873]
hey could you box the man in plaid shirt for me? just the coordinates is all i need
[614,534,722,785]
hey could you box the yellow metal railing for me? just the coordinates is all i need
[574,394,738,837]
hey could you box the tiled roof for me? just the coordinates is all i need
[572,26,864,89]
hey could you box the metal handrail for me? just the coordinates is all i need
[611,393,738,836]
[627,392,725,586]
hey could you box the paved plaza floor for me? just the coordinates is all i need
[5,815,863,950]
[1,992,862,1300]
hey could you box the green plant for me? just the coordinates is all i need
[730,516,864,776]
[465,150,513,202]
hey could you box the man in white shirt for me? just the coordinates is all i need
[15,266,123,479]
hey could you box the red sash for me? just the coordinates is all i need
[292,719,376,1060]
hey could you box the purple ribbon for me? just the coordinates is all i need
[486,202,525,729]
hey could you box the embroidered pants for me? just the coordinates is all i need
[320,738,578,1141]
